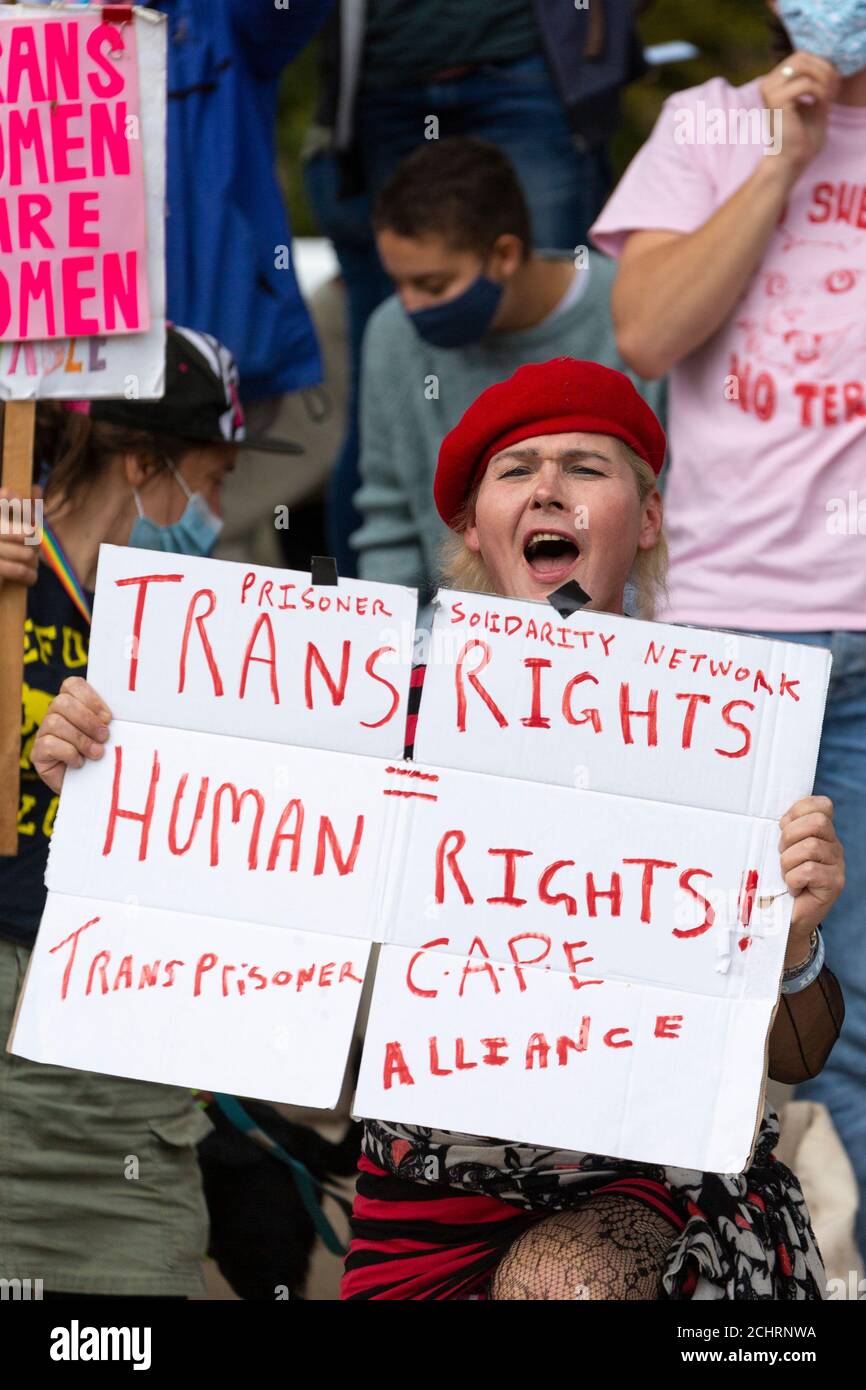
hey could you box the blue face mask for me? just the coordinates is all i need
[129,461,224,556]
[778,0,866,76]
[408,273,504,348]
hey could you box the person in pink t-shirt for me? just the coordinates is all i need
[590,0,866,1266]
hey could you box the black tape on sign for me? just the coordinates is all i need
[547,580,591,618]
[310,555,339,587]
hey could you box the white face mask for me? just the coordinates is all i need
[778,0,866,76]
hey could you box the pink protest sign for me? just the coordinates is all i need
[0,11,149,341]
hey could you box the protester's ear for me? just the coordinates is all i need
[637,488,663,551]
[123,452,166,488]
[459,481,482,552]
[487,233,525,279]
[123,452,147,488]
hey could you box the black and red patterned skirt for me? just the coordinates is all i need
[340,1111,826,1301]
[341,1153,699,1300]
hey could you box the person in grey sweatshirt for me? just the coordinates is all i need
[349,137,666,597]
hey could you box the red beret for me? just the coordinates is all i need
[434,357,666,526]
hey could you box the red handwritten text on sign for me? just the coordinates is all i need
[452,637,799,759]
[49,915,365,1004]
[100,742,367,875]
[114,572,400,726]
[381,1015,686,1088]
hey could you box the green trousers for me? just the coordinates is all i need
[0,936,213,1295]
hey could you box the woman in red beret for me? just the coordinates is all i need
[341,357,846,1301]
[28,355,846,1300]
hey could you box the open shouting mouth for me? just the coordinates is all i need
[523,528,582,585]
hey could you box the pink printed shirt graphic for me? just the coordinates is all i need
[591,76,866,631]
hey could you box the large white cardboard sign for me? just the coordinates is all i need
[358,948,773,1174]
[350,753,803,1173]
[21,895,370,1106]
[352,780,790,1170]
[0,6,166,400]
[8,556,832,1173]
[10,547,418,1107]
[354,591,830,1170]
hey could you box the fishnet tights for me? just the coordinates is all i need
[490,1195,675,1300]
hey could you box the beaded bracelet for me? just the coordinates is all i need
[781,927,825,995]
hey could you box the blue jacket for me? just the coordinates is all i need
[153,0,334,400]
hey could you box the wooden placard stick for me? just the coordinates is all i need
[0,3,32,854]
[0,401,36,855]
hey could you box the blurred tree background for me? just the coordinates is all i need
[276,0,780,236]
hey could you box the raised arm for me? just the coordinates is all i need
[768,960,844,1084]
[611,52,840,380]
[767,796,845,1084]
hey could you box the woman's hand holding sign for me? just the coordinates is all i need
[779,795,845,965]
[32,677,112,795]
[0,488,40,588]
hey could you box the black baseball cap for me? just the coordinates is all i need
[87,325,303,455]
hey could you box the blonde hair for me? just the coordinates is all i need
[438,440,668,620]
